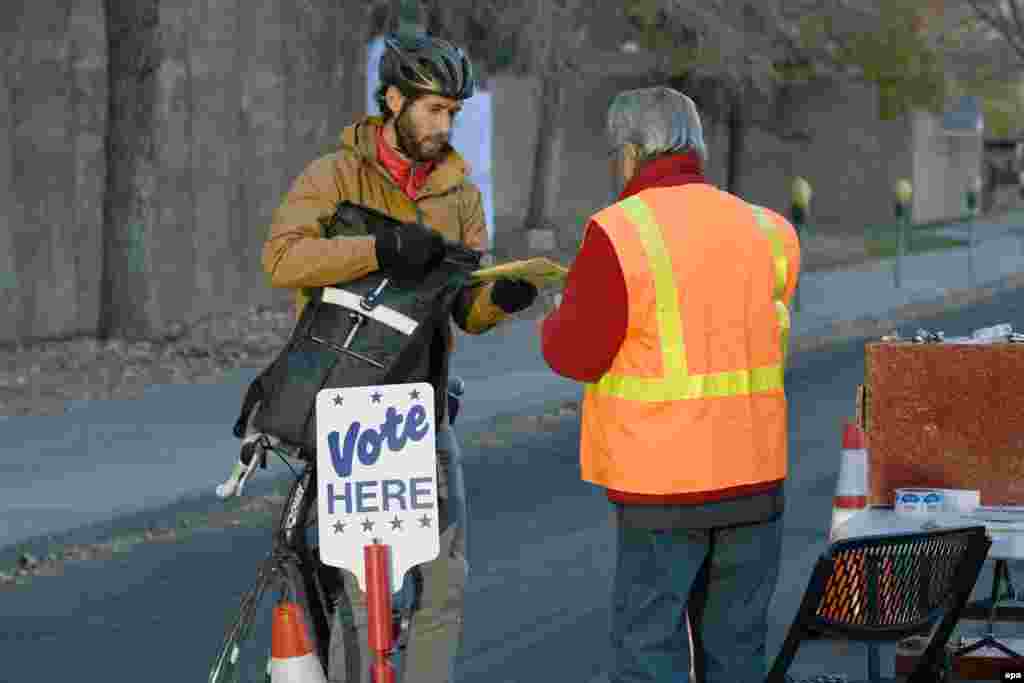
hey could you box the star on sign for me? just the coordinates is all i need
[362,518,375,532]
[390,515,403,530]
[371,391,382,403]
[410,389,420,400]
[333,520,346,534]
[333,394,343,406]
[418,514,432,528]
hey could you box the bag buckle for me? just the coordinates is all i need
[360,278,390,312]
[341,278,390,348]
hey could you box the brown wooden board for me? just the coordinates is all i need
[864,342,1024,506]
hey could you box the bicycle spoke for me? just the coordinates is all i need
[209,557,276,683]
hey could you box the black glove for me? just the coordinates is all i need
[491,278,538,314]
[374,222,446,280]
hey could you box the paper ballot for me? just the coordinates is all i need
[469,257,569,289]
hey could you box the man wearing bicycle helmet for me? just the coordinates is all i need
[262,32,538,683]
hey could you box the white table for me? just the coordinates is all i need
[833,504,1024,669]
[833,505,1024,561]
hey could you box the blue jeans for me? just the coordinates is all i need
[307,425,469,682]
[609,510,783,683]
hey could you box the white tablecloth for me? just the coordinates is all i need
[833,506,1024,561]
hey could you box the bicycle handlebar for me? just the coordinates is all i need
[216,376,466,499]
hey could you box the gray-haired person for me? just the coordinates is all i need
[538,86,800,683]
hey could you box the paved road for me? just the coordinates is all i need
[0,318,581,555]
[4,289,1024,682]
[6,211,1024,558]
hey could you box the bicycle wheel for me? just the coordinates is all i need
[209,458,312,683]
[208,559,273,683]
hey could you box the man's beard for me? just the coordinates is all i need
[395,105,449,163]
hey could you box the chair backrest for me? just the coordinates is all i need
[807,525,991,641]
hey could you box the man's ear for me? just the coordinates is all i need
[385,85,405,118]
[621,143,639,181]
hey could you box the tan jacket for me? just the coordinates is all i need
[262,115,508,354]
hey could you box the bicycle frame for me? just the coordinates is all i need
[277,458,334,670]
[213,376,465,679]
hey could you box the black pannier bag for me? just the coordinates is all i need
[233,201,482,454]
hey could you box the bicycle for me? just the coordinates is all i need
[208,375,466,683]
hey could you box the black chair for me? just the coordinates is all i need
[766,525,992,683]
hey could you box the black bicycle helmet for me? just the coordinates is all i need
[379,32,476,101]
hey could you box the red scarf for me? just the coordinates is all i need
[376,126,435,200]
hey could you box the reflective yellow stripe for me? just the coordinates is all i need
[751,206,791,363]
[588,197,790,402]
[595,365,785,401]
[619,196,687,375]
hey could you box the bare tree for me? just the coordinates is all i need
[512,0,589,238]
[965,0,1024,62]
[376,0,594,246]
[101,0,161,340]
[619,0,1020,191]
[624,0,820,193]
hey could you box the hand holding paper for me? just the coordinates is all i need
[470,257,569,290]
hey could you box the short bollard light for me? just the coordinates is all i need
[893,179,912,288]
[966,175,981,287]
[965,175,981,216]
[791,177,812,312]
[894,179,913,214]
[791,176,812,225]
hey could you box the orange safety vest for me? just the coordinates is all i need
[579,184,797,495]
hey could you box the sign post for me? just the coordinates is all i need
[315,382,441,682]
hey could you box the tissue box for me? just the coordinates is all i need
[936,488,980,513]
[865,342,1024,506]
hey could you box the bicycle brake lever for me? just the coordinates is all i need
[216,438,263,498]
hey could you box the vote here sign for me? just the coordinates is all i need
[315,382,440,593]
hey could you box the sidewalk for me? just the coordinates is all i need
[793,222,1024,342]
[3,214,1024,554]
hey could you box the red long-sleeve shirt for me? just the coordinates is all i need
[540,151,783,506]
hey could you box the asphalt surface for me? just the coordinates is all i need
[0,319,583,555]
[4,289,1024,682]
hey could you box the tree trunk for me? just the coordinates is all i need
[524,72,563,232]
[100,0,162,340]
[726,90,744,195]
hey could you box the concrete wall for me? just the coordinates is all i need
[2,1,108,343]
[1,0,367,344]
[103,0,365,340]
[912,111,984,223]
[0,6,983,344]
[764,77,914,233]
[492,69,987,249]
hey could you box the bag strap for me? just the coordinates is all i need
[232,291,324,439]
[232,373,265,438]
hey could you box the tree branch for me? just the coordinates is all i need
[967,0,1024,60]
[1008,0,1024,40]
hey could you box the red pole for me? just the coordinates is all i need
[365,543,396,683]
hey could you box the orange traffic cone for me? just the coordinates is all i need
[269,600,328,683]
[829,420,868,542]
[823,421,898,627]
[821,420,870,627]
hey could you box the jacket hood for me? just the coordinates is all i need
[339,115,473,197]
